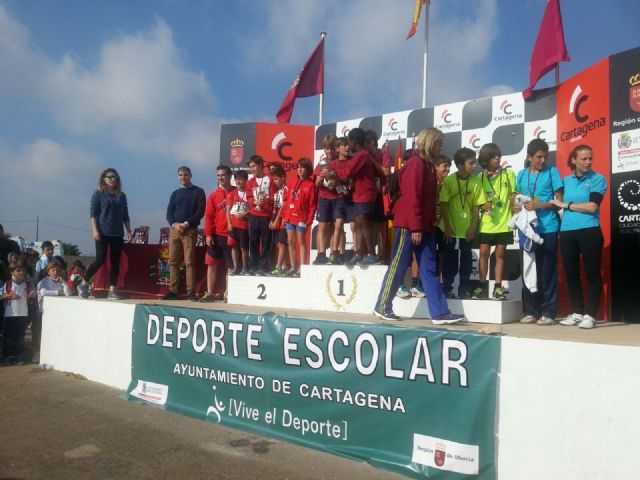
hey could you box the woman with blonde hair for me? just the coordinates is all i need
[79,168,132,300]
[374,128,464,324]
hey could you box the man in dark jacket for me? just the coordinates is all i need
[163,166,206,301]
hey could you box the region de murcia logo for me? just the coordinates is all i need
[629,73,640,112]
[434,442,446,467]
[230,138,244,165]
[271,132,293,161]
[618,179,640,212]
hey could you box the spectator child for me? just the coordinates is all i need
[34,263,70,363]
[35,241,54,280]
[329,136,353,264]
[473,143,516,300]
[1,259,37,365]
[439,148,486,298]
[283,158,317,277]
[226,170,250,275]
[269,166,290,276]
[365,130,391,262]
[67,260,87,296]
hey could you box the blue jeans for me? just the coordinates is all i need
[375,228,450,318]
[522,232,558,319]
[440,237,473,296]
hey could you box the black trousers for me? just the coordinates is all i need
[559,227,604,318]
[2,315,28,357]
[85,235,124,286]
[248,216,273,272]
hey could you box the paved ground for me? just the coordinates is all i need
[0,364,405,480]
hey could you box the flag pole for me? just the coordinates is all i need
[422,1,430,108]
[319,31,326,125]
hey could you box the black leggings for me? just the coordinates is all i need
[85,235,124,286]
[559,227,604,318]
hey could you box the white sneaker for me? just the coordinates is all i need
[578,314,596,329]
[536,316,556,326]
[519,315,538,324]
[396,285,411,298]
[559,313,583,326]
[410,285,426,298]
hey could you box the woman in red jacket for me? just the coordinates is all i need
[283,157,317,277]
[374,128,464,324]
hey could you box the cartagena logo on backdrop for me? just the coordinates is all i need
[468,134,482,150]
[435,108,461,131]
[560,85,606,142]
[617,179,640,234]
[340,125,351,137]
[493,100,523,122]
[271,132,293,161]
[382,116,406,139]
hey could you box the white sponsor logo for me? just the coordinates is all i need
[130,380,168,405]
[612,129,640,173]
[412,433,479,475]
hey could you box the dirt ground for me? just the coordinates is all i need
[0,365,404,480]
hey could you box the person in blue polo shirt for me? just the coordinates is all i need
[515,139,564,326]
[550,145,607,329]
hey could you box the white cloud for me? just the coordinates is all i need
[0,7,220,168]
[0,138,101,253]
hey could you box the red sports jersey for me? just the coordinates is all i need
[227,188,250,230]
[314,160,339,200]
[335,150,376,203]
[246,175,276,217]
[204,187,235,237]
[282,177,316,226]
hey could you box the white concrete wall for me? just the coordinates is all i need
[40,297,135,390]
[497,337,640,479]
[40,298,640,479]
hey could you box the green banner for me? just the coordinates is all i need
[128,305,500,479]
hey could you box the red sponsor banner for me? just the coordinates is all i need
[255,123,315,185]
[556,58,611,320]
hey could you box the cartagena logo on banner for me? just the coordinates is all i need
[128,305,500,480]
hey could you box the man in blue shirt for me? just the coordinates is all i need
[515,139,564,325]
[163,166,206,301]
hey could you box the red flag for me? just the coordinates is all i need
[406,0,426,39]
[523,0,570,99]
[395,137,403,172]
[276,38,325,124]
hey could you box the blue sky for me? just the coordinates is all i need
[0,0,637,254]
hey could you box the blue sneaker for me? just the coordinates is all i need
[357,255,381,267]
[373,309,401,321]
[432,313,465,325]
[345,255,363,267]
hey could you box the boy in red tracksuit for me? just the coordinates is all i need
[226,170,250,275]
[201,165,236,302]
[246,155,277,275]
[283,157,317,277]
[335,128,378,267]
[268,165,290,276]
